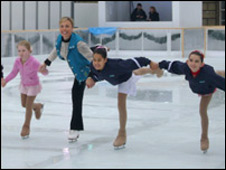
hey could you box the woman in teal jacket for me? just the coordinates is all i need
[40,17,93,142]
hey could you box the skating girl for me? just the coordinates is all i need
[1,40,48,139]
[153,50,225,152]
[86,46,162,149]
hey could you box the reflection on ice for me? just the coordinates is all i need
[106,88,173,103]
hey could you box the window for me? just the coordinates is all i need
[105,1,172,22]
[203,1,219,26]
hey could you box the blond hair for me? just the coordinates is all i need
[59,17,74,28]
[17,40,32,53]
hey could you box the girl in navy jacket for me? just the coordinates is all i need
[155,50,225,152]
[86,46,161,149]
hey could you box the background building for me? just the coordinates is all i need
[1,1,225,31]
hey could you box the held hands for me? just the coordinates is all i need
[86,77,96,89]
[150,61,159,70]
[150,61,164,78]
[39,63,47,72]
[1,78,6,87]
[39,64,48,75]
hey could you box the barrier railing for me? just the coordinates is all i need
[1,26,225,58]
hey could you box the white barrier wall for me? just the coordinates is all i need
[1,1,99,31]
[1,1,73,31]
[74,3,98,28]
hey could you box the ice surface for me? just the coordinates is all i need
[1,54,225,169]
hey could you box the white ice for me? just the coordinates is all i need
[1,53,225,169]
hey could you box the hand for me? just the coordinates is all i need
[155,68,164,78]
[86,77,95,89]
[150,61,159,70]
[39,63,47,72]
[1,78,6,87]
[39,68,49,75]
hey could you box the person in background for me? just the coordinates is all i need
[148,6,160,21]
[131,3,147,21]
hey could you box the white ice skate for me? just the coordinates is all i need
[201,138,209,154]
[34,103,44,120]
[21,135,29,139]
[68,130,79,143]
[20,125,30,139]
[114,143,126,150]
[113,130,126,150]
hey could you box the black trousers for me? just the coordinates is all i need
[70,78,86,131]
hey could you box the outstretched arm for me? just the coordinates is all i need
[39,67,49,75]
[133,61,163,77]
[209,69,225,92]
[159,60,187,75]
[216,70,225,78]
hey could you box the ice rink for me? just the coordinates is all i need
[1,54,225,169]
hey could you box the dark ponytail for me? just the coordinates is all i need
[189,50,205,63]
[93,46,107,59]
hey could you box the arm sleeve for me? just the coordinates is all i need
[143,10,147,20]
[35,59,48,76]
[5,60,19,83]
[208,68,225,92]
[1,65,3,78]
[44,47,58,66]
[89,63,104,82]
[118,57,151,73]
[159,60,186,75]
[77,41,93,62]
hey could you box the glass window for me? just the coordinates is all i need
[221,1,225,9]
[106,1,172,22]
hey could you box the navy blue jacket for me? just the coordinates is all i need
[1,65,3,78]
[159,60,225,95]
[90,57,151,86]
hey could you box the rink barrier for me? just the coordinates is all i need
[1,26,225,58]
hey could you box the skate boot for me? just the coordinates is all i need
[200,137,209,153]
[113,130,126,150]
[20,125,30,139]
[34,104,44,120]
[68,130,79,143]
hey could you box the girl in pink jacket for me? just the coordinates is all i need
[1,40,48,139]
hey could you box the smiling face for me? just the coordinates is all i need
[93,53,107,71]
[17,45,31,62]
[59,20,73,40]
[187,54,204,72]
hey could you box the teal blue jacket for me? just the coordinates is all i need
[56,33,90,82]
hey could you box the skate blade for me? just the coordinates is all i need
[68,138,78,143]
[114,144,126,150]
[203,150,208,154]
[21,135,29,139]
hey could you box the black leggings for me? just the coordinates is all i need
[70,78,86,131]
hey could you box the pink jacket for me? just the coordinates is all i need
[5,56,48,86]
